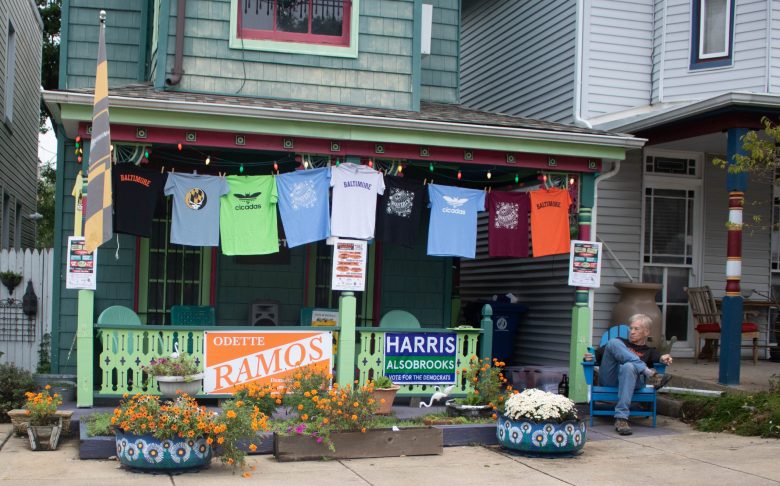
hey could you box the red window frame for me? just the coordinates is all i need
[237,0,352,47]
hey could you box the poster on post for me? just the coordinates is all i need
[568,240,602,288]
[66,236,97,290]
[383,332,457,385]
[331,238,367,292]
[203,330,333,395]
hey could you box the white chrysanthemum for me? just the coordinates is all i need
[503,388,577,422]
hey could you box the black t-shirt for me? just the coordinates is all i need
[375,176,426,247]
[112,164,166,237]
[595,337,661,368]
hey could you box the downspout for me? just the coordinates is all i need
[165,0,186,86]
[573,0,592,128]
[766,0,772,93]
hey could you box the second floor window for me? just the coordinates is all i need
[691,0,734,69]
[239,0,351,46]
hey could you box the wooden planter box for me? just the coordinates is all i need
[7,409,73,437]
[274,427,443,462]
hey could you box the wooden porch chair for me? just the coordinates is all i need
[685,286,759,365]
[581,325,667,427]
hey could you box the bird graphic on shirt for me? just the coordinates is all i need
[235,192,262,201]
[443,196,468,208]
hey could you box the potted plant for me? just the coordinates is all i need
[496,388,586,454]
[143,353,203,398]
[24,385,64,451]
[0,271,22,295]
[112,393,268,474]
[446,356,511,419]
[371,375,400,415]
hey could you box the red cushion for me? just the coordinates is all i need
[742,322,759,332]
[695,323,720,332]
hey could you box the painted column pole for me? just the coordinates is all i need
[336,291,356,387]
[569,173,595,403]
[720,128,748,385]
[77,161,94,407]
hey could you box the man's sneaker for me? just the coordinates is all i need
[615,418,632,436]
[647,373,673,390]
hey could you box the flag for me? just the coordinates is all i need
[84,14,112,253]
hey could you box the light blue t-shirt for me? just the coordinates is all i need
[427,184,486,259]
[164,173,229,247]
[276,167,331,248]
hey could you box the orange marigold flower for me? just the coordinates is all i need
[217,437,225,445]
[44,385,51,390]
[242,472,252,478]
[249,443,257,452]
[301,414,309,421]
[491,413,498,420]
[297,404,304,411]
[361,427,366,433]
[207,437,214,445]
[322,418,329,424]
[353,401,359,408]
[351,414,358,421]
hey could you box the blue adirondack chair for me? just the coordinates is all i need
[581,325,667,426]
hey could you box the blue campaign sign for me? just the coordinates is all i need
[383,332,457,385]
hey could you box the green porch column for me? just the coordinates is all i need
[336,291,356,387]
[568,173,595,403]
[76,289,95,407]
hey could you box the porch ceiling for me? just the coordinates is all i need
[44,84,646,162]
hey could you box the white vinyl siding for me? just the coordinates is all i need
[771,1,780,93]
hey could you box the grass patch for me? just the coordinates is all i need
[680,391,780,438]
[84,412,114,437]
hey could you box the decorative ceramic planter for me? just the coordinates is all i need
[7,409,73,437]
[612,282,662,346]
[496,414,586,454]
[27,417,62,451]
[155,373,204,398]
[115,429,212,472]
[445,399,494,419]
[372,385,400,415]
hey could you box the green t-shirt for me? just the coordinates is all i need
[220,175,279,255]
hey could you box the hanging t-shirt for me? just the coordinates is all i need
[488,191,530,258]
[330,163,385,239]
[427,184,485,259]
[164,173,229,247]
[112,164,166,238]
[375,176,426,247]
[220,175,279,255]
[276,167,330,248]
[529,187,572,257]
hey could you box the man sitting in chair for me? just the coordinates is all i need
[583,313,673,436]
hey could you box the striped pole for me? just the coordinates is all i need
[719,128,748,385]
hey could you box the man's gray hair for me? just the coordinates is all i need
[628,313,653,331]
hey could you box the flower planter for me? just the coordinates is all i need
[155,373,204,398]
[7,409,73,437]
[273,427,443,462]
[115,429,212,472]
[496,414,586,455]
[27,417,63,451]
[445,399,494,419]
[372,385,400,415]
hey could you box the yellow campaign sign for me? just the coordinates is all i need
[203,331,333,395]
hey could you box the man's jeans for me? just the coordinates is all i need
[597,338,648,420]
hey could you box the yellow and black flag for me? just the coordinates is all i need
[84,11,112,253]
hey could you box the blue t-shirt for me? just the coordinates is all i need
[427,184,486,258]
[164,173,229,247]
[276,167,331,248]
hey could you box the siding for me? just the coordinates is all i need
[460,212,575,366]
[460,0,576,123]
[0,0,41,249]
[772,0,780,93]
[659,0,767,101]
[420,0,459,104]
[592,154,643,341]
[584,0,654,118]
[63,0,146,89]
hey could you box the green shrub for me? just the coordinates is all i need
[0,363,36,422]
[84,412,114,437]
[680,391,780,438]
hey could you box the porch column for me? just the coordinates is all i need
[336,291,356,387]
[569,173,595,403]
[720,128,748,385]
[76,166,94,407]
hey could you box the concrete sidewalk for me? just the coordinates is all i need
[2,417,780,485]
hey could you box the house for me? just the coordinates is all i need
[0,0,42,249]
[42,0,645,406]
[461,0,780,380]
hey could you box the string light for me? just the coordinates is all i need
[569,177,575,185]
[273,162,279,172]
[205,156,211,166]
[487,170,492,180]
[514,173,519,184]
[144,148,151,159]
[457,169,462,180]
[368,159,373,168]
[397,163,403,174]
[177,143,182,151]
[335,158,340,167]
[542,174,548,182]
[429,162,434,172]
[239,163,244,174]
[75,136,81,149]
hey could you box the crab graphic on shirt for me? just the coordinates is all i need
[495,201,519,230]
[386,188,414,218]
[289,180,317,210]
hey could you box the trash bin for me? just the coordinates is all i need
[486,302,528,363]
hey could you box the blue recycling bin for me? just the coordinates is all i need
[486,302,528,363]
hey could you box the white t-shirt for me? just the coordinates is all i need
[330,163,386,239]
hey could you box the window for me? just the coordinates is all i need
[645,155,697,176]
[691,0,734,69]
[4,21,16,125]
[644,188,695,265]
[230,0,359,57]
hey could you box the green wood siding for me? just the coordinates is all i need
[63,0,146,89]
[420,0,459,104]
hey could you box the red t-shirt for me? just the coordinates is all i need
[488,191,530,258]
[529,188,572,257]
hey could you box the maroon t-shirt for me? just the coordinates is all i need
[488,191,530,258]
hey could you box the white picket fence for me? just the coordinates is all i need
[0,249,54,372]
